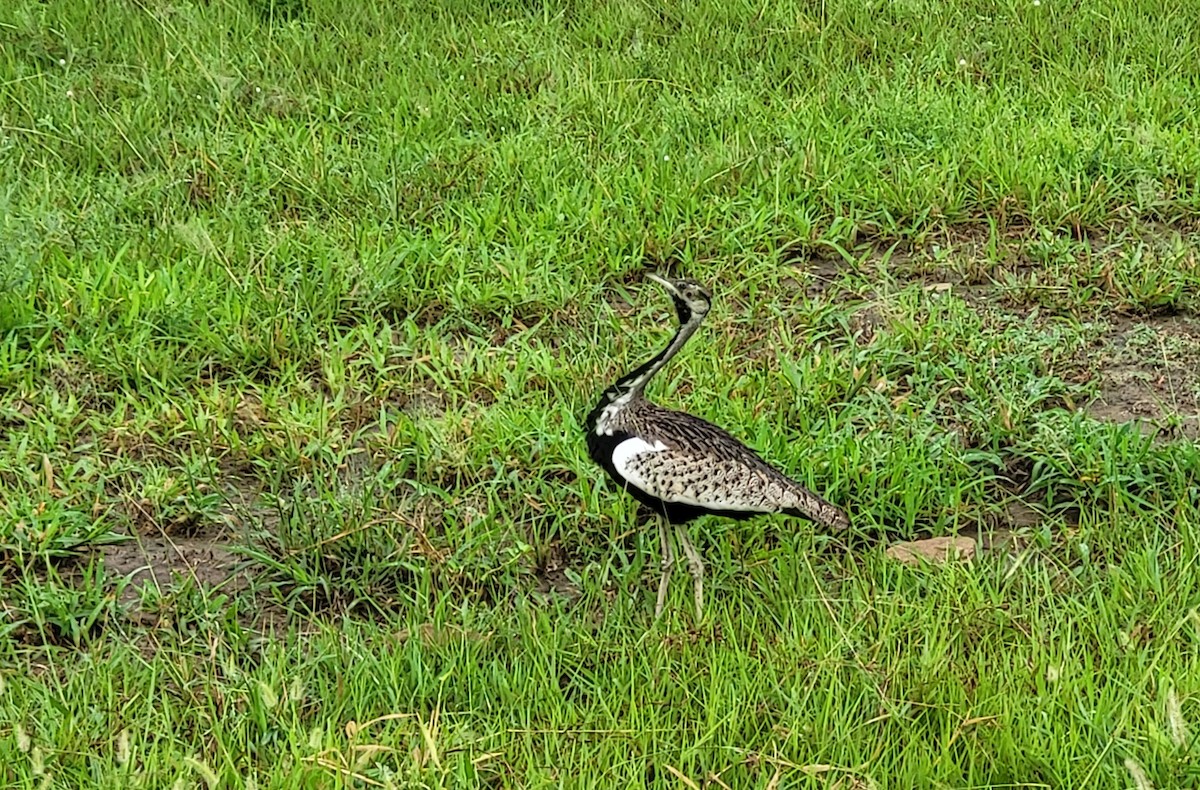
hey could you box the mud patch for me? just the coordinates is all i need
[1086,316,1200,438]
[533,540,581,603]
[954,498,1045,560]
[796,254,849,298]
[784,240,919,300]
[784,233,1200,438]
[997,498,1043,530]
[94,480,289,631]
[102,533,249,605]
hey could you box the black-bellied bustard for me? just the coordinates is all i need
[585,274,849,619]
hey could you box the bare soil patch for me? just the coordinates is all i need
[95,481,288,631]
[789,230,1200,438]
[533,540,582,603]
[1085,316,1200,438]
[102,532,248,604]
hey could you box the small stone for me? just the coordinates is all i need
[886,536,976,565]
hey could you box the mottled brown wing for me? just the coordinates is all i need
[614,406,848,528]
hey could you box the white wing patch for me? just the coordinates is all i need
[610,437,775,512]
[610,437,669,485]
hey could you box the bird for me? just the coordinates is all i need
[585,273,850,619]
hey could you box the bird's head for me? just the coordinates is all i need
[646,273,711,324]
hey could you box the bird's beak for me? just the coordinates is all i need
[645,272,678,296]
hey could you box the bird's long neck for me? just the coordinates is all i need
[611,305,703,400]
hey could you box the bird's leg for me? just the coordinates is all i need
[654,517,675,619]
[674,523,705,620]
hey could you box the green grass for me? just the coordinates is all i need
[3,0,1200,786]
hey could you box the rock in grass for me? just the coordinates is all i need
[886,536,976,566]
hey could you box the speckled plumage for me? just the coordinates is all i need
[591,397,848,528]
[584,274,849,619]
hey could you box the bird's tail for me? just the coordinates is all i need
[788,487,850,530]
